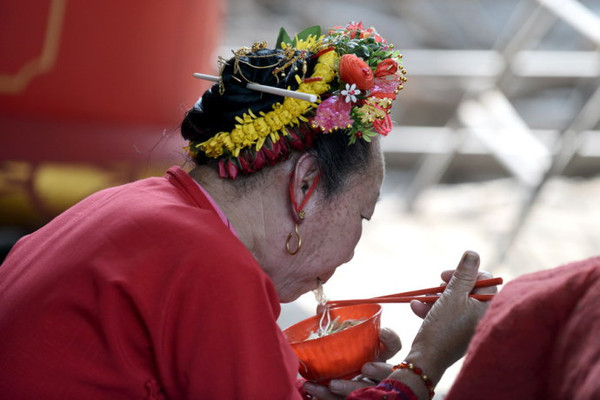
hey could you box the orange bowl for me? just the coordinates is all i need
[283,304,382,382]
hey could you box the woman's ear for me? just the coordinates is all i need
[289,153,321,223]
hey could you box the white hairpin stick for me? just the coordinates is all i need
[193,73,318,103]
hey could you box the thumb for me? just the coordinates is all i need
[445,250,480,295]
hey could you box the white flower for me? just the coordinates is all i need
[341,83,361,103]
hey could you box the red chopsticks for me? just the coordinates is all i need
[325,277,503,307]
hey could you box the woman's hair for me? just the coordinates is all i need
[308,132,371,197]
[181,48,311,159]
[181,48,372,197]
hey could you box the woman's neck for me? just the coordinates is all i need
[188,165,288,264]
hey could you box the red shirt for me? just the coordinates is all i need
[0,166,301,399]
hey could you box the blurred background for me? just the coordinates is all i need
[2,0,600,396]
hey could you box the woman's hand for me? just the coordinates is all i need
[303,250,496,399]
[403,250,496,384]
[302,327,402,399]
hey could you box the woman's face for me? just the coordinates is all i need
[275,142,384,302]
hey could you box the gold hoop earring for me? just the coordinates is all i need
[286,223,302,255]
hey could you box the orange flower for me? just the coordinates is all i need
[374,59,398,77]
[339,54,374,91]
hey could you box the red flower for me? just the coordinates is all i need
[238,153,253,174]
[339,54,374,91]
[373,113,393,136]
[287,128,305,150]
[360,28,385,43]
[347,21,365,31]
[262,140,281,165]
[226,160,239,180]
[304,126,316,148]
[252,149,267,170]
[271,140,282,162]
[332,21,365,39]
[218,159,228,178]
[375,59,398,77]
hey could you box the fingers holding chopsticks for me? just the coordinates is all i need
[440,268,498,296]
[406,250,500,382]
[410,250,496,318]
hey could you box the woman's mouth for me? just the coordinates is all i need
[317,271,336,286]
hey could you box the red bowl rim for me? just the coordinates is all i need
[284,303,382,345]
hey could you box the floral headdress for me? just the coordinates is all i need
[189,21,407,179]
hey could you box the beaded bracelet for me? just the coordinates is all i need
[392,361,435,399]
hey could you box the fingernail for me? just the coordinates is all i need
[304,382,317,393]
[463,251,479,266]
[380,327,392,340]
[362,363,377,375]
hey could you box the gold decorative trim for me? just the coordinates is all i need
[0,0,66,94]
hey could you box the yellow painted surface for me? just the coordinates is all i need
[0,160,169,228]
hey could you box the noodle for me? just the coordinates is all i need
[312,278,332,338]
[313,278,327,306]
[307,279,365,339]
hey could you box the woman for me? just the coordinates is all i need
[0,22,495,399]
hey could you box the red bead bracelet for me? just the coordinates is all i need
[392,361,435,399]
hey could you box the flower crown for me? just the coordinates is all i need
[189,21,407,179]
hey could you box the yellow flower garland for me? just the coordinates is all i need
[195,45,338,159]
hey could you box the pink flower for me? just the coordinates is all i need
[370,74,402,100]
[311,96,353,133]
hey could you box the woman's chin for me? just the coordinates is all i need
[277,272,336,303]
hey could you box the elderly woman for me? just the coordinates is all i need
[0,23,495,399]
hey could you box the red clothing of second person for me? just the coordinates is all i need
[446,256,600,400]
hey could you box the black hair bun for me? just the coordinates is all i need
[181,48,317,148]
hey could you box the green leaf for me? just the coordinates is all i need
[293,25,321,46]
[275,27,292,48]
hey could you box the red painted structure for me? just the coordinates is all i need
[0,0,223,229]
